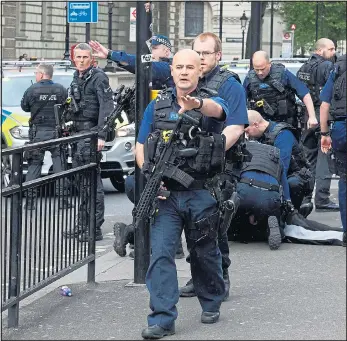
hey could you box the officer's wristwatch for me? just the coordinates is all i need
[320,131,330,137]
[194,98,204,111]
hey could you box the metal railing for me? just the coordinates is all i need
[1,132,98,328]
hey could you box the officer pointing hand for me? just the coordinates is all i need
[178,95,203,114]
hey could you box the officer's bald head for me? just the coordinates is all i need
[244,110,268,138]
[171,49,202,93]
[247,110,265,125]
[172,49,201,66]
[252,51,271,80]
[315,38,335,60]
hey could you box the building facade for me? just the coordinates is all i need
[1,1,286,61]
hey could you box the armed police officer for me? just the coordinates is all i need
[230,113,296,249]
[319,54,346,247]
[89,34,174,90]
[297,38,339,213]
[137,49,232,339]
[244,51,318,138]
[246,110,312,216]
[179,32,249,300]
[21,63,70,210]
[63,43,114,242]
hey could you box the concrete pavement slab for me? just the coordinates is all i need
[2,242,345,340]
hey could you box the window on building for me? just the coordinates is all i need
[184,2,204,37]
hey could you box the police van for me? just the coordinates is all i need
[1,60,135,192]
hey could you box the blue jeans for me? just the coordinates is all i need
[331,121,346,232]
[125,174,135,204]
[146,189,225,329]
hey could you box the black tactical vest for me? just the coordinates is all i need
[30,83,66,126]
[148,87,225,182]
[241,141,282,182]
[202,68,241,92]
[297,55,325,107]
[70,67,101,122]
[330,54,346,120]
[248,63,297,121]
[263,122,311,176]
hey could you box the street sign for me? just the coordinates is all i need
[291,24,296,30]
[283,32,291,40]
[68,2,98,23]
[282,31,293,58]
[226,37,243,43]
[129,7,136,42]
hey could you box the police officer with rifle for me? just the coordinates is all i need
[135,49,233,339]
[21,63,71,210]
[63,43,114,242]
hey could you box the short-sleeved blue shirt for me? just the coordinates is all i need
[137,87,229,144]
[199,66,249,127]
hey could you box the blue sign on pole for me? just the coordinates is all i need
[68,2,98,23]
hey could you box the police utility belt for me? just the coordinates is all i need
[239,177,280,192]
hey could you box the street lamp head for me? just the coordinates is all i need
[240,11,248,30]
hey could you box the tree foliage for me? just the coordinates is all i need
[279,2,346,52]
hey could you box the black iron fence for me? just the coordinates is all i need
[1,132,98,328]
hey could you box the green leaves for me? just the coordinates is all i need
[279,2,346,52]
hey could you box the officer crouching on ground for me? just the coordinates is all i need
[230,110,294,249]
[243,51,318,138]
[320,54,346,247]
[63,43,114,242]
[137,49,231,339]
[21,63,71,210]
[246,110,311,215]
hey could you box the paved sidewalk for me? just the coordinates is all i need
[2,239,346,340]
[2,188,346,340]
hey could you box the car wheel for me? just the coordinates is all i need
[110,176,125,193]
[1,152,11,188]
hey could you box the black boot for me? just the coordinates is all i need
[267,216,281,250]
[79,228,103,242]
[113,222,130,257]
[179,278,196,297]
[299,202,313,218]
[63,227,84,238]
[223,269,230,301]
[343,232,346,247]
[141,324,175,339]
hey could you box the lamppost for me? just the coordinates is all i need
[240,11,248,59]
[104,2,115,72]
[63,4,70,60]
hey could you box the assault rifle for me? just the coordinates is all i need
[102,85,136,133]
[134,113,199,228]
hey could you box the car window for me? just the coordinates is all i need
[285,64,302,76]
[2,74,73,107]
